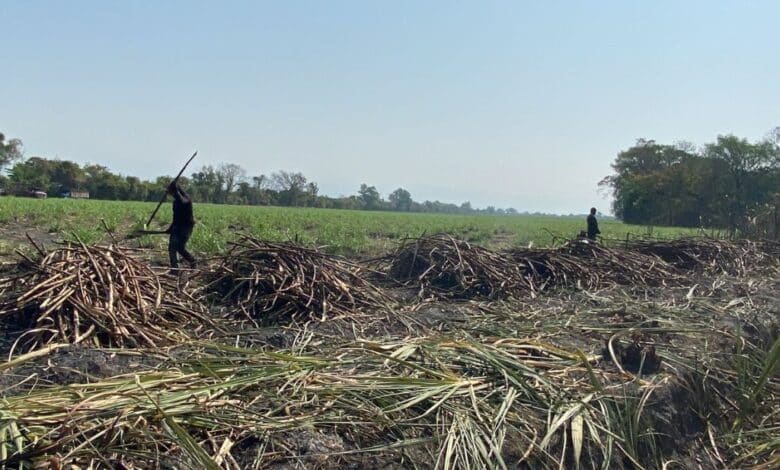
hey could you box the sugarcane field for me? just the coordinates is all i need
[0,197,777,469]
[3,3,780,469]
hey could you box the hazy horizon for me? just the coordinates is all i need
[2,1,778,214]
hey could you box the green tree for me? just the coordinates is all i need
[271,171,308,206]
[601,133,780,231]
[704,135,780,231]
[234,181,253,204]
[249,175,275,205]
[49,160,86,195]
[217,163,246,203]
[124,176,148,201]
[0,133,23,170]
[388,188,412,211]
[190,165,224,203]
[82,164,128,199]
[599,139,693,223]
[305,182,319,207]
[9,157,51,191]
[358,183,382,210]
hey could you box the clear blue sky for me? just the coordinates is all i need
[2,1,778,213]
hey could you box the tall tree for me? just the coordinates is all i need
[217,163,246,200]
[602,133,780,232]
[358,183,382,210]
[389,188,413,211]
[0,133,23,170]
[704,135,780,230]
[124,176,148,201]
[305,182,319,207]
[271,171,308,206]
[50,160,86,194]
[600,139,698,224]
[249,174,274,205]
[9,157,51,191]
[82,163,127,199]
[252,175,268,189]
[190,165,224,203]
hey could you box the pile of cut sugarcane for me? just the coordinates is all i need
[0,241,212,353]
[508,238,686,291]
[387,235,687,299]
[625,237,780,275]
[385,234,528,299]
[204,235,388,322]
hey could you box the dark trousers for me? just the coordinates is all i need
[169,226,196,268]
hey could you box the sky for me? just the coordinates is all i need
[1,1,778,213]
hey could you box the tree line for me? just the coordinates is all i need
[0,133,524,215]
[600,131,780,236]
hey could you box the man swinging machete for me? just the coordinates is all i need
[165,180,197,271]
[134,151,199,272]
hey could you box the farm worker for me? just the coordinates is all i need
[587,207,601,240]
[166,181,197,270]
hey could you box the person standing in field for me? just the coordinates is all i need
[587,207,601,240]
[166,181,197,270]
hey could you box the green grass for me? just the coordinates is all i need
[0,197,701,256]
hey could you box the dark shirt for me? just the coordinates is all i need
[586,214,600,239]
[170,184,195,229]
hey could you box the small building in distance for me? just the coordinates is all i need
[65,191,90,199]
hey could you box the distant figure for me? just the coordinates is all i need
[167,181,197,270]
[586,207,601,240]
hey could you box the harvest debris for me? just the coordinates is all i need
[203,234,390,323]
[0,241,213,353]
[0,234,777,469]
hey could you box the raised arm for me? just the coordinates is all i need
[167,182,191,204]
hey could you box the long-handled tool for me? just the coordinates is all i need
[144,151,198,229]
[126,229,170,240]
